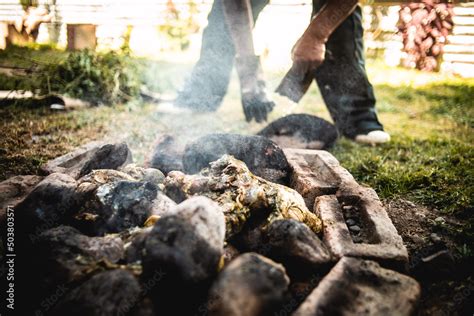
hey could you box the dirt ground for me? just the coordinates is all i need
[385,199,474,315]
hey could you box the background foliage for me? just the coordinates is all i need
[0,46,141,105]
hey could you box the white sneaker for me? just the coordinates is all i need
[354,130,391,144]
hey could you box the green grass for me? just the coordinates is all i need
[0,104,111,180]
[375,82,474,127]
[332,137,473,215]
[330,78,474,216]
[323,68,474,250]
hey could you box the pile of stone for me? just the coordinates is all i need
[1,137,420,316]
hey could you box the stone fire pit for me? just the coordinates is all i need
[1,137,421,316]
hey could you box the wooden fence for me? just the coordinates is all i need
[442,4,474,77]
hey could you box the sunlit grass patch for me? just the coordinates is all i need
[327,67,473,217]
[330,136,473,216]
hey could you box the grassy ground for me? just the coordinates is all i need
[1,46,473,314]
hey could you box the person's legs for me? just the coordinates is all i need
[175,0,269,111]
[311,1,388,142]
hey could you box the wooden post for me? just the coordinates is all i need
[67,24,97,51]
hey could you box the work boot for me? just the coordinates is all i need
[235,55,275,123]
[337,112,390,145]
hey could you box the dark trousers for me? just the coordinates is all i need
[176,0,383,137]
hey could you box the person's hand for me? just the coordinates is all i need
[291,35,326,76]
[235,55,275,123]
[241,82,275,123]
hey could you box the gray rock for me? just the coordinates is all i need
[40,141,104,176]
[97,181,157,231]
[77,169,136,187]
[208,253,290,316]
[0,175,44,209]
[72,169,158,235]
[434,216,445,224]
[124,226,152,263]
[78,143,132,177]
[142,197,226,314]
[257,114,338,150]
[409,234,425,246]
[236,223,267,253]
[0,175,44,228]
[121,163,165,185]
[430,233,442,243]
[345,218,356,226]
[129,298,155,316]
[404,200,417,208]
[349,225,361,233]
[293,257,421,316]
[265,219,332,273]
[76,179,158,235]
[222,244,240,268]
[34,226,124,287]
[287,279,321,310]
[143,196,225,283]
[15,173,78,236]
[183,133,291,184]
[41,141,132,179]
[148,133,185,174]
[150,190,177,218]
[15,169,158,237]
[51,269,141,316]
[342,205,354,211]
